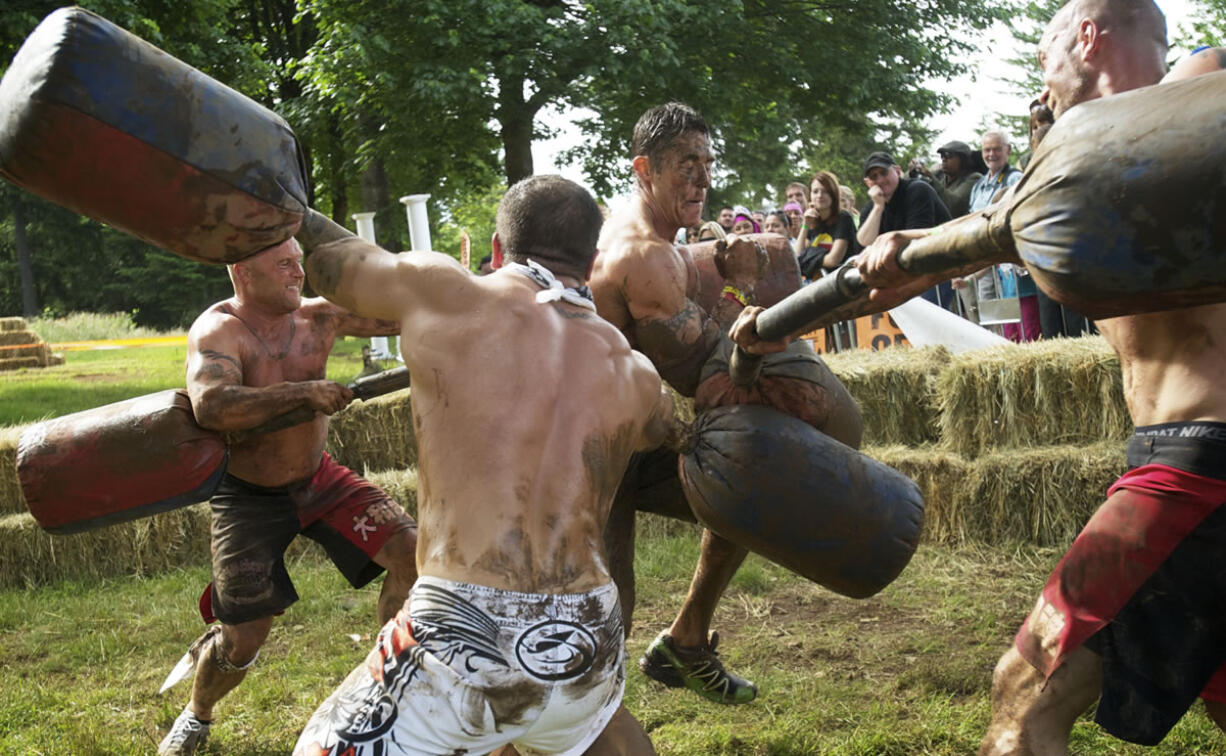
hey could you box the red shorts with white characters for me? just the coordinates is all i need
[1015,428,1226,745]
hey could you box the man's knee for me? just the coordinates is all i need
[217,618,272,670]
[699,529,745,561]
[981,645,1101,755]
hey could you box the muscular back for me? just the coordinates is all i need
[304,240,668,594]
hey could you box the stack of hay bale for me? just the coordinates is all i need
[0,337,1128,587]
[0,388,421,588]
[0,316,64,371]
[826,337,1129,546]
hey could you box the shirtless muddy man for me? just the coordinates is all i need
[849,1,1226,750]
[293,175,671,755]
[591,102,862,705]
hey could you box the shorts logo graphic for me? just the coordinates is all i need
[515,620,597,681]
[335,691,398,743]
[351,514,375,542]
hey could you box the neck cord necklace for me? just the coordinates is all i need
[233,312,295,360]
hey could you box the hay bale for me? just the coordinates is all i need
[962,442,1127,546]
[364,467,419,519]
[864,444,972,545]
[327,388,416,474]
[0,343,49,360]
[825,346,948,446]
[0,504,212,588]
[936,336,1129,458]
[0,356,42,371]
[0,330,37,347]
[0,317,26,332]
[0,425,26,516]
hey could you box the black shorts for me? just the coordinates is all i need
[1016,426,1226,745]
[207,453,415,625]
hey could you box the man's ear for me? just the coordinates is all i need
[491,233,503,269]
[584,248,600,282]
[1077,18,1102,62]
[632,155,653,186]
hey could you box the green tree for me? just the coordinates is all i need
[0,1,257,327]
[1176,0,1226,48]
[298,0,1006,205]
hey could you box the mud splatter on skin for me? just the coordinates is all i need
[581,421,638,506]
[472,516,532,585]
[633,299,722,397]
[304,241,348,298]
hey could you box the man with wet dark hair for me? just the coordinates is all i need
[591,102,861,706]
[630,101,711,175]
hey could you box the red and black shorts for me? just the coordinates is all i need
[205,452,416,625]
[1015,424,1226,745]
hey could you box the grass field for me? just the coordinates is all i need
[0,535,1221,755]
[2,315,1223,754]
[0,334,374,427]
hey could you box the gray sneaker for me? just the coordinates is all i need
[158,709,211,755]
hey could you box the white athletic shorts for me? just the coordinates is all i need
[295,576,625,756]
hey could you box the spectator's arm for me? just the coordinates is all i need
[857,200,884,247]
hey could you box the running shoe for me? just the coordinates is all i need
[639,630,757,704]
[158,708,211,755]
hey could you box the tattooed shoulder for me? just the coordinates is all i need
[197,349,242,382]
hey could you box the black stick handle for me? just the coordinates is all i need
[232,366,412,441]
[727,265,867,387]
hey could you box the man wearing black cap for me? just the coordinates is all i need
[911,140,982,218]
[856,150,953,306]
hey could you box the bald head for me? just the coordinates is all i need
[1039,0,1167,116]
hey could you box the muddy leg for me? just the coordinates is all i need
[188,617,272,721]
[372,525,419,624]
[979,645,1101,756]
[667,530,746,647]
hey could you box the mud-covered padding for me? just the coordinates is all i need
[1003,70,1226,319]
[679,404,923,598]
[18,390,228,534]
[687,234,801,314]
[0,7,308,264]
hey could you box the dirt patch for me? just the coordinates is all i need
[70,373,128,383]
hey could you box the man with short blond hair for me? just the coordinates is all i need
[159,238,419,756]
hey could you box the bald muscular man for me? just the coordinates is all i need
[837,1,1226,751]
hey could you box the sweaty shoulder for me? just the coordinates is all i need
[188,300,240,340]
[1164,47,1226,82]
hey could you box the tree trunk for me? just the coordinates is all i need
[327,116,349,228]
[12,199,39,317]
[360,155,391,242]
[499,72,536,186]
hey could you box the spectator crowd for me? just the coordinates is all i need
[677,108,1094,351]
